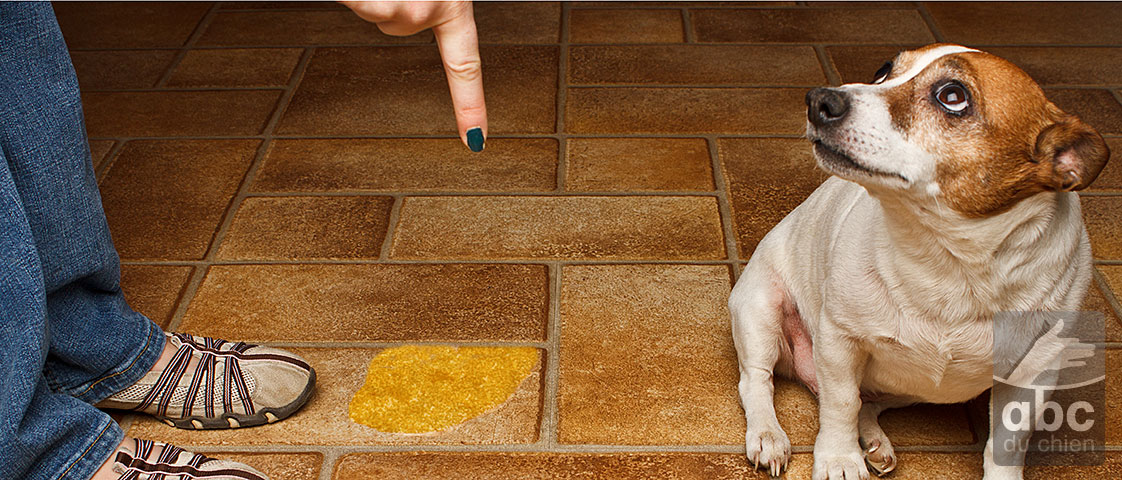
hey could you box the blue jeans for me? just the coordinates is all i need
[1,3,165,479]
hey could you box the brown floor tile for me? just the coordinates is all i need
[982,47,1122,87]
[128,347,542,445]
[88,140,116,170]
[70,50,176,90]
[565,88,806,134]
[99,140,259,260]
[220,1,346,9]
[1045,89,1122,136]
[826,45,925,85]
[198,11,431,46]
[568,45,826,85]
[167,48,302,87]
[194,452,322,480]
[1108,350,1121,445]
[569,9,684,43]
[1085,276,1122,343]
[720,138,829,258]
[391,196,726,260]
[1088,138,1122,192]
[925,2,1122,45]
[559,265,741,445]
[53,2,210,49]
[251,138,557,193]
[179,264,547,342]
[215,196,393,260]
[474,2,561,43]
[120,265,193,329]
[1081,197,1122,260]
[565,138,714,192]
[82,90,281,137]
[277,46,556,135]
[692,8,934,44]
[1025,453,1122,479]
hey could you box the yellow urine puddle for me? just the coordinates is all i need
[348,345,538,433]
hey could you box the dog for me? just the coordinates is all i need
[728,44,1109,480]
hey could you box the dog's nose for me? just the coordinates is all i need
[805,88,850,127]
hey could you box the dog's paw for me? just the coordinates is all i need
[813,451,870,480]
[858,424,896,476]
[745,425,791,477]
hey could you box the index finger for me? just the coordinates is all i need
[433,8,487,152]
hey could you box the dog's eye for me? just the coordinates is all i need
[872,61,892,84]
[934,82,970,114]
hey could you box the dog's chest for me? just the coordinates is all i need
[863,318,994,403]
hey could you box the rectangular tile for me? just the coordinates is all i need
[70,50,176,90]
[1090,139,1122,192]
[826,45,926,84]
[198,10,431,46]
[1109,350,1122,445]
[474,2,561,43]
[215,196,393,260]
[565,88,806,134]
[569,9,684,43]
[220,1,346,9]
[120,265,193,329]
[390,196,726,260]
[89,140,116,170]
[194,452,322,480]
[180,264,548,342]
[982,47,1122,87]
[692,8,934,44]
[925,2,1122,45]
[167,48,302,87]
[100,140,259,260]
[334,452,757,479]
[1081,197,1122,260]
[278,46,556,135]
[569,45,826,85]
[1086,276,1122,343]
[1045,89,1122,136]
[82,91,281,137]
[53,2,210,48]
[127,347,542,445]
[565,138,714,192]
[251,138,557,193]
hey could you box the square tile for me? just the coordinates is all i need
[558,264,742,445]
[720,138,829,258]
[569,9,684,43]
[390,196,726,260]
[1045,89,1122,136]
[89,140,116,170]
[69,50,176,90]
[194,452,322,480]
[825,45,925,84]
[474,2,561,43]
[1086,138,1122,192]
[215,196,393,260]
[179,264,548,342]
[565,88,807,134]
[568,45,826,85]
[252,138,557,193]
[565,138,714,192]
[925,2,1122,45]
[99,140,259,260]
[982,47,1122,87]
[127,347,542,445]
[198,10,431,46]
[167,48,302,87]
[692,8,934,44]
[1081,197,1122,260]
[120,265,193,329]
[81,91,281,137]
[333,452,757,479]
[53,2,211,48]
[277,46,557,135]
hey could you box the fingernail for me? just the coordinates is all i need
[466,127,485,152]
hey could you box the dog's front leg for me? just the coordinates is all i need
[812,325,870,480]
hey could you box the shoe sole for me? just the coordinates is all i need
[158,367,317,430]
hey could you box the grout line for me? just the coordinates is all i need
[119,258,744,267]
[812,45,842,86]
[165,267,208,333]
[555,3,570,193]
[1111,89,1122,109]
[318,449,340,480]
[240,191,723,197]
[544,262,563,449]
[90,133,810,141]
[94,139,128,184]
[67,42,1122,51]
[915,2,948,43]
[378,195,404,260]
[185,443,994,455]
[249,340,551,349]
[1093,267,1122,327]
[154,3,221,87]
[680,8,695,44]
[706,137,743,279]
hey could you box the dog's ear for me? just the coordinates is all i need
[1032,114,1110,191]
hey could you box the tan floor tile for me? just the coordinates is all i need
[825,45,925,84]
[720,138,829,258]
[127,347,542,445]
[167,48,302,87]
[193,452,322,480]
[474,2,560,43]
[88,140,115,170]
[1025,453,1122,479]
[982,47,1122,87]
[692,8,934,44]
[569,9,683,43]
[558,265,742,444]
[925,2,1122,45]
[565,88,806,134]
[1087,138,1122,192]
[1045,89,1122,136]
[277,46,556,135]
[1108,350,1121,445]
[53,2,210,49]
[120,265,193,329]
[81,91,281,137]
[1085,276,1122,343]
[565,138,714,192]
[1081,197,1122,261]
[251,138,557,193]
[198,11,431,46]
[215,196,393,260]
[179,264,547,342]
[70,50,176,90]
[391,196,726,260]
[568,45,826,85]
[100,140,259,260]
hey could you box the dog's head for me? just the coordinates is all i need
[806,43,1110,217]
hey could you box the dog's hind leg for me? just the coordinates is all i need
[857,398,911,476]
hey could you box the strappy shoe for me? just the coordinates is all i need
[111,439,269,480]
[98,333,315,429]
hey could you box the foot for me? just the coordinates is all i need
[90,438,269,480]
[858,404,896,476]
[97,333,316,429]
[813,444,870,480]
[745,422,792,477]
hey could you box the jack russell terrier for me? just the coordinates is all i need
[729,44,1109,480]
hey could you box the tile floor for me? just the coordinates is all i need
[57,1,1122,478]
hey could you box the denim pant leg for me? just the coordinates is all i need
[1,3,165,479]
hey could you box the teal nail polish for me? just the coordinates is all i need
[467,127,485,152]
